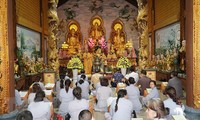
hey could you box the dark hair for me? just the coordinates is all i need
[100,77,109,86]
[115,89,127,112]
[171,71,178,77]
[164,86,182,105]
[78,110,92,120]
[149,80,156,86]
[34,91,45,102]
[35,76,41,82]
[146,99,168,119]
[141,70,147,75]
[73,87,82,100]
[16,110,33,120]
[128,77,135,84]
[60,79,64,89]
[65,80,71,93]
[129,66,135,72]
[32,83,42,93]
[80,69,85,74]
[79,75,86,85]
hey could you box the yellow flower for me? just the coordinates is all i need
[116,57,132,68]
[67,57,83,69]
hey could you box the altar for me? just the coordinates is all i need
[59,15,137,74]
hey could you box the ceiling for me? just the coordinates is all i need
[58,0,138,8]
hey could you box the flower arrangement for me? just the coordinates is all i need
[67,56,83,69]
[87,36,107,51]
[116,57,132,68]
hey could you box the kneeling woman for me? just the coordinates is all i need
[109,89,133,120]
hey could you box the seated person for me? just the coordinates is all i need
[78,110,92,120]
[16,110,33,120]
[167,71,184,98]
[58,80,74,117]
[77,75,90,100]
[28,91,52,120]
[163,86,185,119]
[111,68,124,87]
[107,89,133,120]
[94,77,112,112]
[28,83,42,104]
[67,87,89,120]
[142,80,160,105]
[90,69,103,89]
[34,76,45,90]
[146,99,168,120]
[77,69,89,82]
[137,70,151,96]
[126,77,142,112]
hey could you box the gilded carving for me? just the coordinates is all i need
[0,0,10,114]
[48,0,60,75]
[193,0,200,108]
[136,0,149,70]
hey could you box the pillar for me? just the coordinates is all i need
[0,0,15,114]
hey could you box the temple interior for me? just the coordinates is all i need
[0,0,200,119]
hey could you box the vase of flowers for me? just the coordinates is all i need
[116,57,132,76]
[67,56,83,84]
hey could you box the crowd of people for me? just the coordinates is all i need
[14,66,186,120]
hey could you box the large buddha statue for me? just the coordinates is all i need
[66,21,82,55]
[110,19,126,57]
[89,15,105,44]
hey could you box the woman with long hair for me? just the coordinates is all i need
[163,86,185,118]
[109,89,133,120]
[58,79,74,117]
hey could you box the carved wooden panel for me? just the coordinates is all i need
[0,0,10,114]
[193,0,200,108]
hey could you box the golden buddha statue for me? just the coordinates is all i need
[110,20,126,57]
[89,16,105,44]
[107,45,117,60]
[66,23,81,55]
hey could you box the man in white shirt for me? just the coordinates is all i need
[125,66,139,83]
[77,69,89,82]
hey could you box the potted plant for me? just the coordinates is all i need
[67,56,83,83]
[116,57,132,76]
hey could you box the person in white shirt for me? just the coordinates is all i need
[28,91,52,120]
[109,89,133,120]
[90,69,103,89]
[15,89,23,108]
[126,77,142,112]
[67,87,89,120]
[94,77,112,112]
[77,74,90,100]
[77,70,89,82]
[125,66,139,83]
[146,99,168,120]
[28,83,42,104]
[58,80,74,117]
[34,76,45,90]
[163,86,185,119]
[142,80,160,105]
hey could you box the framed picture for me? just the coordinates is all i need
[43,72,56,85]
[16,25,41,61]
[155,22,180,55]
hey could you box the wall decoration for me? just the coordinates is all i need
[43,72,56,85]
[16,25,41,61]
[155,22,180,55]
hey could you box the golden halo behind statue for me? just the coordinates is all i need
[69,24,78,31]
[114,23,122,31]
[92,18,101,26]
